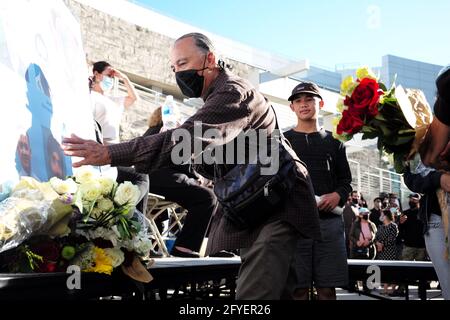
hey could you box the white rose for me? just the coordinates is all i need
[98,177,115,196]
[103,248,125,267]
[79,181,102,202]
[97,197,114,213]
[74,168,98,184]
[114,181,140,207]
[50,177,77,195]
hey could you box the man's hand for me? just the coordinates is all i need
[399,214,408,224]
[317,192,341,212]
[62,134,111,167]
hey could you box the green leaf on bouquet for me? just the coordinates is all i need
[379,82,388,92]
[21,246,43,271]
[83,198,98,223]
[117,222,127,239]
[118,217,132,239]
[373,113,389,122]
[362,131,379,140]
[397,128,416,135]
[110,183,118,199]
[130,220,141,233]
[393,152,407,174]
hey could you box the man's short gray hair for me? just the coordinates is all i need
[176,33,215,54]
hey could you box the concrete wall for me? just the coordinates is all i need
[63,0,260,140]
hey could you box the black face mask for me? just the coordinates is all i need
[175,56,208,98]
[409,201,418,209]
[352,199,359,205]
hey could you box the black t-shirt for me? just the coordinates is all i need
[369,208,383,228]
[284,128,352,217]
[398,208,425,248]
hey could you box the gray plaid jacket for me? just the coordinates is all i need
[109,70,321,254]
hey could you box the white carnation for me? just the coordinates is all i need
[75,227,119,246]
[114,181,140,207]
[103,248,125,267]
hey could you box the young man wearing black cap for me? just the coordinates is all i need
[369,197,383,228]
[284,81,352,300]
[398,193,426,261]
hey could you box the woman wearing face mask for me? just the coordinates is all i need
[375,210,399,260]
[89,61,138,145]
[375,210,399,294]
[349,207,377,260]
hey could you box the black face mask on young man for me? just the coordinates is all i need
[409,201,418,209]
[175,56,208,98]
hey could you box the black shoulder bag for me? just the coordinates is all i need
[213,106,300,230]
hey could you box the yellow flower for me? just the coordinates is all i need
[356,67,377,80]
[340,76,357,96]
[336,98,345,113]
[84,247,113,275]
[332,116,342,140]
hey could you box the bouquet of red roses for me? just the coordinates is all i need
[333,67,433,173]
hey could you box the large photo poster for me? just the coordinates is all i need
[0,0,95,184]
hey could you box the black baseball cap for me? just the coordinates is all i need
[288,81,323,101]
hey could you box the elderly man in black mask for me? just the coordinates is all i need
[63,32,321,300]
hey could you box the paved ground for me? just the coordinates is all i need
[337,282,443,300]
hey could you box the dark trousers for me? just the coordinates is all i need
[149,167,217,252]
[116,166,149,215]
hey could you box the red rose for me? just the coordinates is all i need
[337,110,364,135]
[345,78,382,117]
[37,261,57,273]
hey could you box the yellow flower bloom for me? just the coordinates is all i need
[340,76,357,96]
[336,98,345,113]
[84,247,114,275]
[356,67,377,80]
[332,116,342,140]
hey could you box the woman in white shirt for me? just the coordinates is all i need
[89,61,138,145]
